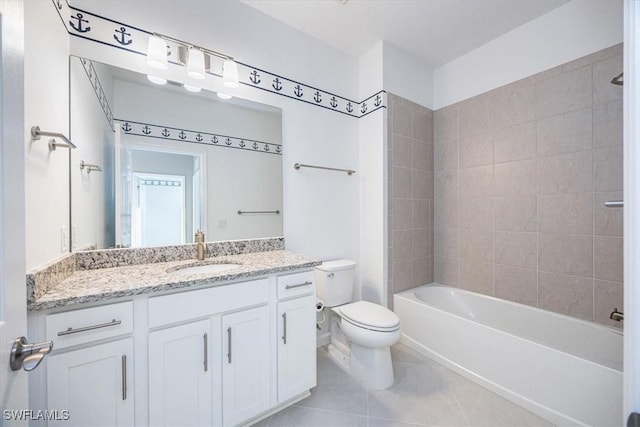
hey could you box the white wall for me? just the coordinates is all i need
[434,0,624,109]
[383,42,434,109]
[24,1,70,270]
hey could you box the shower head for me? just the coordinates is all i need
[611,72,623,86]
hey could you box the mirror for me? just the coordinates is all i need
[69,56,283,250]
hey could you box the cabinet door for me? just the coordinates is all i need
[47,338,134,427]
[277,295,317,402]
[149,319,213,427]
[222,306,270,426]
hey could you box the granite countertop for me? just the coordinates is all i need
[29,250,321,312]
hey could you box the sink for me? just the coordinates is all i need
[169,263,240,276]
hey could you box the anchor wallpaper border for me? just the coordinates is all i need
[54,0,387,119]
[78,57,115,131]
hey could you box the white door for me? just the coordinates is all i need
[222,306,271,426]
[148,320,213,427]
[624,0,640,423]
[277,295,317,402]
[0,0,29,420]
[46,338,134,427]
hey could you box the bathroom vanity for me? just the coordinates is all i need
[27,246,320,427]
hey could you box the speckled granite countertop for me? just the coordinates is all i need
[29,250,321,312]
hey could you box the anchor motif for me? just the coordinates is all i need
[178,131,187,140]
[195,133,203,142]
[374,95,382,107]
[142,125,151,135]
[225,138,232,146]
[314,91,322,103]
[272,78,283,91]
[122,123,132,132]
[346,102,353,113]
[239,140,246,148]
[250,70,261,85]
[264,144,270,152]
[252,142,259,150]
[212,136,219,144]
[113,27,132,45]
[330,97,338,108]
[70,13,91,33]
[276,146,282,154]
[294,85,303,98]
[162,128,170,137]
[361,102,368,114]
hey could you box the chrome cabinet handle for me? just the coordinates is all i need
[282,312,287,344]
[203,333,208,372]
[227,327,232,364]
[285,281,313,290]
[121,354,127,401]
[57,319,121,336]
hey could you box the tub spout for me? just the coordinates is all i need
[610,308,624,322]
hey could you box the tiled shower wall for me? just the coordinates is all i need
[387,94,434,308]
[433,44,623,327]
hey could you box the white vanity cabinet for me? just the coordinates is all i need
[43,302,135,427]
[276,272,317,403]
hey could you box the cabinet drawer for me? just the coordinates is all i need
[149,278,269,328]
[277,271,315,300]
[46,301,133,350]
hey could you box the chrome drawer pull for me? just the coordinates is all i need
[282,312,287,344]
[285,281,313,290]
[57,319,122,336]
[227,327,232,364]
[204,333,208,372]
[121,354,127,401]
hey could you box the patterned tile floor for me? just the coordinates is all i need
[255,344,555,427]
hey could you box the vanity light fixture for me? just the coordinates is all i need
[187,48,206,80]
[184,84,202,93]
[223,59,240,88]
[147,35,168,70]
[147,75,167,85]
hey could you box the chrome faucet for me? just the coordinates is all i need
[609,308,624,322]
[195,230,205,261]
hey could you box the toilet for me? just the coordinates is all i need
[315,259,400,389]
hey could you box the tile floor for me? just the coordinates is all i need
[255,344,555,427]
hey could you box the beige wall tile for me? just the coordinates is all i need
[494,231,537,269]
[413,199,429,229]
[434,141,459,171]
[538,151,593,194]
[393,259,414,293]
[412,110,432,143]
[493,159,537,195]
[391,198,413,231]
[392,230,413,262]
[492,80,536,128]
[459,95,496,139]
[538,192,593,235]
[434,108,459,143]
[460,228,493,263]
[434,198,458,230]
[535,66,592,118]
[494,265,537,306]
[413,140,432,171]
[393,101,413,137]
[460,165,493,196]
[434,227,459,258]
[593,55,624,104]
[594,236,623,282]
[594,191,623,236]
[594,279,623,328]
[594,145,623,192]
[413,228,430,259]
[434,169,458,199]
[459,259,493,296]
[392,135,413,168]
[539,233,593,277]
[493,195,537,232]
[413,170,432,200]
[459,131,493,168]
[413,257,431,287]
[538,271,594,320]
[536,108,592,156]
[594,101,623,147]
[459,197,492,230]
[493,122,536,164]
[392,166,413,199]
[434,256,459,286]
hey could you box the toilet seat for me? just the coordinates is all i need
[336,301,400,332]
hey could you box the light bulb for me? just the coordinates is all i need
[187,48,206,80]
[147,35,168,70]
[184,84,201,93]
[147,75,167,85]
[223,59,239,89]
[217,92,232,100]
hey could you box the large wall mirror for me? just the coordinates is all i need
[70,56,283,250]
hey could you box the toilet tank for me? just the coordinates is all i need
[315,259,357,307]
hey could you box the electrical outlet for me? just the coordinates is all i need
[60,226,69,253]
[72,225,78,251]
[217,219,227,229]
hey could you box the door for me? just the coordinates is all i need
[149,319,213,427]
[277,295,317,402]
[46,338,134,426]
[0,0,29,418]
[222,306,270,426]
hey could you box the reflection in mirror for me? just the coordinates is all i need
[70,56,283,250]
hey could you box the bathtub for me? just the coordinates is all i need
[393,285,623,427]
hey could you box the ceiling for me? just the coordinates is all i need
[240,0,571,68]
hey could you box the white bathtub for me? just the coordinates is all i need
[393,285,623,427]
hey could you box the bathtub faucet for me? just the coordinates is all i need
[609,308,624,322]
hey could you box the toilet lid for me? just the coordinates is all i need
[338,301,400,331]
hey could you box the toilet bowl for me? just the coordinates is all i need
[315,260,401,389]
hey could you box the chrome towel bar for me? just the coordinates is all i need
[294,162,356,176]
[237,210,280,215]
[605,200,623,208]
[80,160,102,174]
[30,126,77,150]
